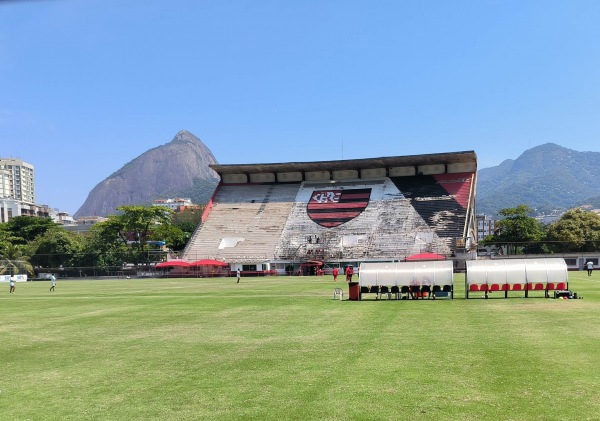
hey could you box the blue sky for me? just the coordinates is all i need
[1,0,599,215]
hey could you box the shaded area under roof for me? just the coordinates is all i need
[211,151,477,175]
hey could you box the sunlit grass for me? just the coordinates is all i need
[1,271,599,420]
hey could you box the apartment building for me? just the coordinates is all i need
[476,214,497,241]
[0,158,50,222]
[0,158,35,203]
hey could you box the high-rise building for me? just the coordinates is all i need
[0,158,35,203]
[476,214,497,241]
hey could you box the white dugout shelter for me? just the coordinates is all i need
[465,258,568,299]
[359,260,454,299]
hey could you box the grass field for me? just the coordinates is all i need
[1,271,600,420]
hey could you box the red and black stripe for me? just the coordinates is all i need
[307,188,371,227]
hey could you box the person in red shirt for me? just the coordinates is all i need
[332,267,339,281]
[346,266,354,282]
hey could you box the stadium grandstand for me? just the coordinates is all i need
[181,151,478,275]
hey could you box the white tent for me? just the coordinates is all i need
[359,260,454,299]
[465,258,568,298]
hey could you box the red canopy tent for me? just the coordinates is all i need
[405,252,446,261]
[190,259,229,267]
[156,260,191,268]
[297,260,324,276]
[189,259,230,277]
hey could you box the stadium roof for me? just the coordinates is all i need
[211,150,477,175]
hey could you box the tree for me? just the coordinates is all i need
[168,208,203,252]
[0,224,12,251]
[30,228,84,268]
[150,223,187,252]
[119,205,174,263]
[92,215,129,249]
[75,225,128,269]
[172,208,203,234]
[87,205,174,265]
[0,243,34,276]
[117,205,173,255]
[3,216,58,244]
[485,205,544,255]
[546,208,600,252]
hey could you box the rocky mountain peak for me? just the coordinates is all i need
[74,130,219,218]
[171,130,202,145]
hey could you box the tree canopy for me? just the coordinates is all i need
[86,205,175,265]
[483,205,545,255]
[30,228,84,268]
[3,216,58,244]
[0,204,196,274]
[546,208,600,252]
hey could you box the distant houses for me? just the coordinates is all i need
[152,198,205,213]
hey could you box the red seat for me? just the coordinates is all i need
[501,284,509,291]
[480,284,489,292]
[534,283,545,290]
[469,284,479,292]
[511,284,523,291]
[489,284,501,292]
[546,282,555,290]
[557,282,567,290]
[525,283,534,291]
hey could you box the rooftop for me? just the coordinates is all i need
[210,150,477,175]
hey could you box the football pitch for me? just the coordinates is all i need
[1,272,599,420]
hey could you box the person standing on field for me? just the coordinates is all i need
[9,278,15,293]
[586,261,594,276]
[50,274,56,292]
[332,267,339,282]
[346,266,354,282]
[236,268,241,283]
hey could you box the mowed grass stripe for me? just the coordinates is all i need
[1,273,599,420]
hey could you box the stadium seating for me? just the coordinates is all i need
[489,284,501,292]
[379,285,392,300]
[183,172,475,267]
[442,284,454,299]
[359,285,380,300]
[183,183,299,262]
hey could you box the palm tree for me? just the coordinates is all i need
[0,243,34,276]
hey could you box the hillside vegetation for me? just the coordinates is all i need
[477,143,600,216]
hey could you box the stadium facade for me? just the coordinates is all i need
[182,151,478,274]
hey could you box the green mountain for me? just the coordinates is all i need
[476,143,600,217]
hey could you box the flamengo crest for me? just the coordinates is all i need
[307,188,372,228]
